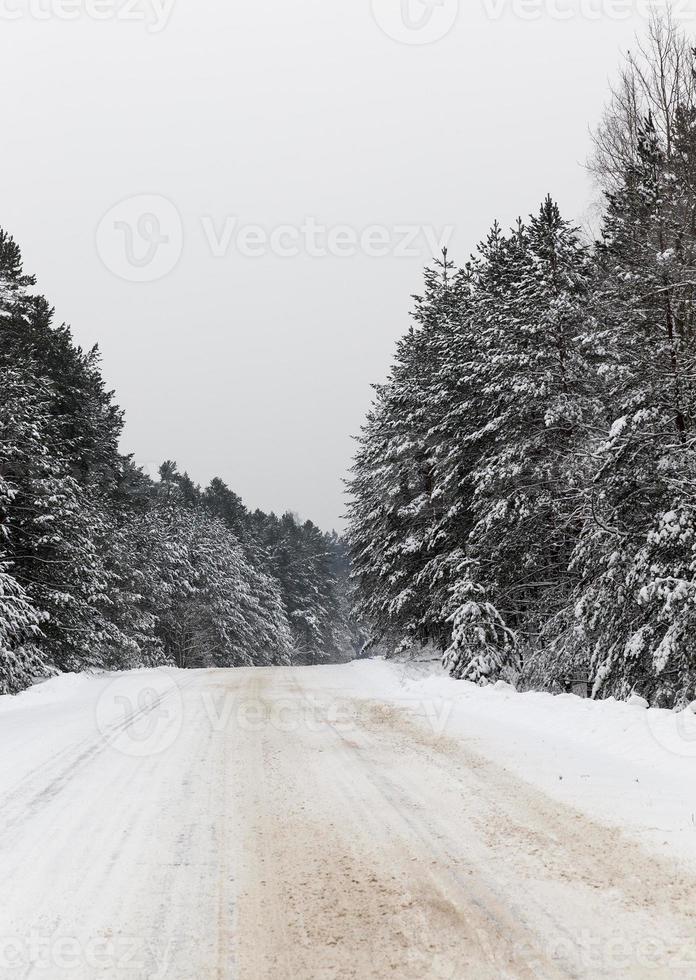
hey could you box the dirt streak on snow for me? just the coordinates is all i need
[0,661,695,978]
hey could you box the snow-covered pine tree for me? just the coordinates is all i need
[0,364,120,675]
[444,570,518,684]
[572,27,696,704]
[0,561,44,695]
[349,209,600,683]
[0,457,46,694]
[457,202,601,682]
[347,252,471,654]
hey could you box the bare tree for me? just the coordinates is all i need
[590,11,696,191]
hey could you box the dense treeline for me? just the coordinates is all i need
[0,234,355,694]
[348,18,696,707]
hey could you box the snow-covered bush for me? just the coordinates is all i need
[444,577,519,685]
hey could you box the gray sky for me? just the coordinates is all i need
[0,0,677,530]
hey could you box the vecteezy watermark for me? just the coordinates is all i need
[95,195,455,281]
[545,931,696,973]
[407,927,696,974]
[200,694,454,737]
[0,0,175,32]
[95,673,184,757]
[200,216,454,260]
[371,0,459,44]
[369,0,696,31]
[478,0,696,21]
[96,195,183,283]
[0,932,173,976]
[645,700,696,759]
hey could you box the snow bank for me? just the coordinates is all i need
[0,666,180,715]
[0,671,95,714]
[336,658,696,871]
[0,667,183,796]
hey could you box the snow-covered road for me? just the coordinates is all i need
[1,663,696,978]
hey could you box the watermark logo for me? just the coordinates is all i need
[477,0,696,21]
[95,674,184,757]
[646,702,696,759]
[201,216,454,260]
[199,693,453,736]
[96,194,183,282]
[0,933,172,976]
[371,0,459,44]
[0,0,175,32]
[96,200,454,279]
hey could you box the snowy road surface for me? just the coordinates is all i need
[1,662,696,979]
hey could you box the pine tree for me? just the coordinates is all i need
[571,61,696,703]
[0,365,119,675]
[0,457,46,694]
[444,572,518,684]
[348,252,470,653]
[349,209,601,685]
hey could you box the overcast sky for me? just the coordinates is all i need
[0,0,680,529]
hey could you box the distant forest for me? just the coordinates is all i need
[0,233,357,695]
